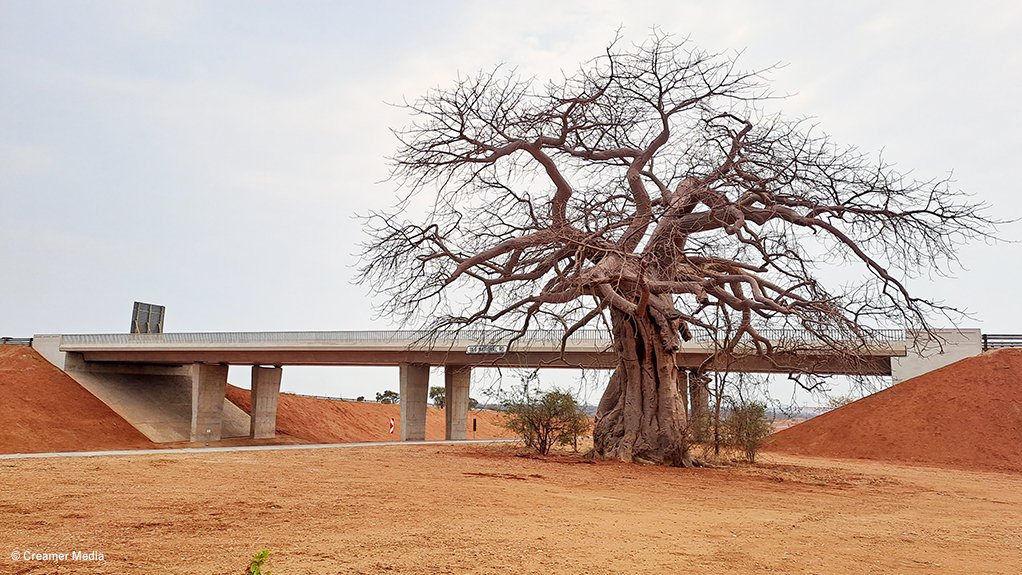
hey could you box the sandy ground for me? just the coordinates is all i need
[1,444,1019,574]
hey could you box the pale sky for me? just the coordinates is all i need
[2,1,1019,404]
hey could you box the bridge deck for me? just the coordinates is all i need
[57,330,907,375]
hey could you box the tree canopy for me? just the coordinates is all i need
[360,32,998,465]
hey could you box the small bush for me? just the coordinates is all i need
[724,401,772,463]
[503,386,590,455]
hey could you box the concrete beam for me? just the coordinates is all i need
[250,366,282,439]
[399,363,429,441]
[191,364,228,443]
[444,366,471,440]
[66,348,896,375]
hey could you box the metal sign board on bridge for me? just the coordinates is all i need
[130,302,165,334]
[466,344,508,355]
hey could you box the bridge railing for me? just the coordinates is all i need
[60,329,610,347]
[0,337,33,346]
[982,334,1022,350]
[691,328,905,345]
[59,327,906,349]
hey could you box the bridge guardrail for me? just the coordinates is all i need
[981,334,1022,350]
[0,337,33,346]
[59,328,906,349]
[59,330,611,349]
[691,328,905,344]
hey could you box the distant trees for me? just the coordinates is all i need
[430,385,481,409]
[376,390,400,404]
[429,386,445,408]
[827,395,855,409]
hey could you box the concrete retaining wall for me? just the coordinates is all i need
[891,328,984,384]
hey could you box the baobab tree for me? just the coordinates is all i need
[360,33,997,466]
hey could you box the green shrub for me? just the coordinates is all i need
[502,378,590,455]
[724,401,772,463]
[246,550,271,575]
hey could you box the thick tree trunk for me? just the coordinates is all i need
[592,309,693,466]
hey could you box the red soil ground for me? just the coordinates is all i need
[5,447,1021,574]
[766,348,1022,472]
[225,384,513,443]
[0,346,154,453]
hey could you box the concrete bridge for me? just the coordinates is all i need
[29,328,920,445]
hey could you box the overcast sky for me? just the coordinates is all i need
[2,1,1019,402]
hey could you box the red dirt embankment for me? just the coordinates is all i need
[766,349,1022,472]
[226,384,513,443]
[0,346,154,453]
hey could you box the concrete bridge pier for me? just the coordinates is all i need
[688,369,710,441]
[444,366,471,440]
[250,366,282,439]
[399,363,429,441]
[191,363,228,442]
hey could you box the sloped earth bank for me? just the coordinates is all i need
[0,445,1019,574]
[0,346,154,453]
[226,384,513,443]
[0,343,511,454]
[766,349,1022,472]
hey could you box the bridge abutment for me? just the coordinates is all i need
[191,363,228,442]
[444,366,470,440]
[250,366,282,439]
[399,363,429,441]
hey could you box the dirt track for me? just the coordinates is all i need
[1,444,1019,574]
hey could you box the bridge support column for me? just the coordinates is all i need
[250,366,282,439]
[444,366,470,440]
[191,363,228,443]
[399,363,429,441]
[688,369,710,442]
